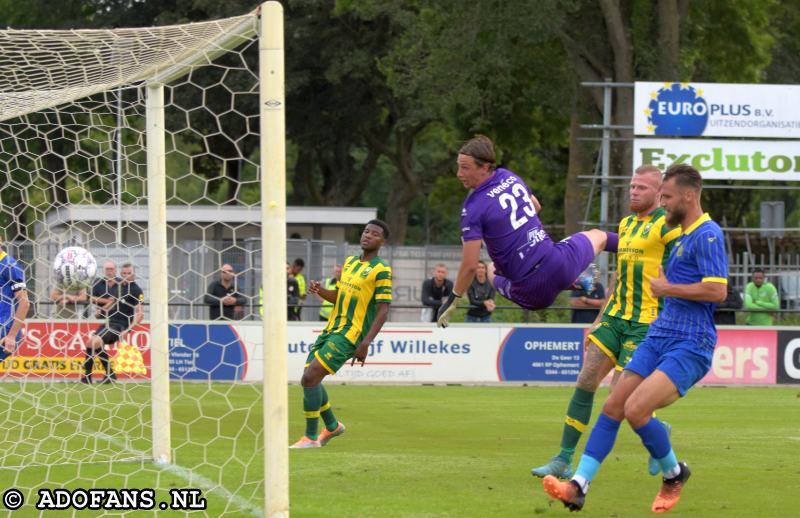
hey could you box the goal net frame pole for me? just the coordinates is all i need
[146,82,171,464]
[260,2,289,516]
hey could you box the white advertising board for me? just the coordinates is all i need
[243,323,587,384]
[633,138,800,181]
[634,82,800,138]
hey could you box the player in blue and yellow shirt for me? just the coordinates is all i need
[532,165,680,480]
[290,220,392,449]
[0,245,29,361]
[544,164,727,513]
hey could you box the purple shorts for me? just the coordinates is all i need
[493,233,596,310]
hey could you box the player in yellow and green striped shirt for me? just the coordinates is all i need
[290,220,392,449]
[532,165,680,479]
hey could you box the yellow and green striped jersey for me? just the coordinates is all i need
[604,208,681,324]
[324,254,392,345]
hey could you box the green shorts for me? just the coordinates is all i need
[305,332,357,375]
[587,314,650,370]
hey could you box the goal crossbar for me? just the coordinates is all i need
[0,13,258,122]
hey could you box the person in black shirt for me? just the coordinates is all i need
[91,260,118,320]
[84,261,144,384]
[714,282,742,325]
[569,276,606,324]
[466,261,496,322]
[204,264,246,320]
[421,263,453,322]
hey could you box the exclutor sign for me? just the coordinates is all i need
[633,139,800,181]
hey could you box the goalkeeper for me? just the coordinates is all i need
[436,135,617,327]
[290,220,392,449]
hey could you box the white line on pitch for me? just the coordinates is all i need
[0,385,263,517]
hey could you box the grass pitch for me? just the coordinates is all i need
[0,383,797,517]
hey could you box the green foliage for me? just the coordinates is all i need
[682,0,776,82]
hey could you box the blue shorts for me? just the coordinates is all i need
[625,335,712,396]
[493,233,595,310]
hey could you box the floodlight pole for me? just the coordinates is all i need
[260,2,289,517]
[146,82,172,464]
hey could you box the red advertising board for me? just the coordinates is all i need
[0,322,151,379]
[699,329,777,385]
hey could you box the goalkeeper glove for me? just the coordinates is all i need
[436,292,461,328]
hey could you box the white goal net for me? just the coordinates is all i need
[0,2,287,516]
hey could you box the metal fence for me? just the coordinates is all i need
[17,238,800,323]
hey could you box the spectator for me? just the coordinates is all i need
[569,272,605,324]
[421,263,453,322]
[290,258,307,320]
[50,284,88,319]
[466,261,496,322]
[318,264,342,322]
[91,260,119,320]
[204,264,246,320]
[714,282,743,325]
[287,263,301,321]
[744,268,779,325]
[83,262,144,384]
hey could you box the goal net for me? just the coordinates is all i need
[0,2,286,516]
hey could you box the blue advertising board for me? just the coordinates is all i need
[168,324,247,380]
[497,327,584,382]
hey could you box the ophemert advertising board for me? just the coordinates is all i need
[633,139,800,181]
[633,82,800,138]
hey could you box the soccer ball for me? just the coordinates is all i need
[53,246,97,289]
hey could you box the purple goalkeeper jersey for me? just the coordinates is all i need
[461,168,554,281]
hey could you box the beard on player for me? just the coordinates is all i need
[665,203,686,227]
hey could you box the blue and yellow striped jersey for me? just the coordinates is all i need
[324,254,392,345]
[0,250,26,331]
[649,213,728,349]
[605,208,681,324]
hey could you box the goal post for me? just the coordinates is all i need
[146,81,172,464]
[259,2,289,516]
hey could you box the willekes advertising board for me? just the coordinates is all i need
[634,82,800,138]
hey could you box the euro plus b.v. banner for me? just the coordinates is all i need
[634,82,800,138]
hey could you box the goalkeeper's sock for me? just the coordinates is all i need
[83,349,95,376]
[97,349,111,374]
[558,387,595,463]
[319,385,339,432]
[303,385,323,440]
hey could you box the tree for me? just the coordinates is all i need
[555,0,777,232]
[339,0,574,243]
